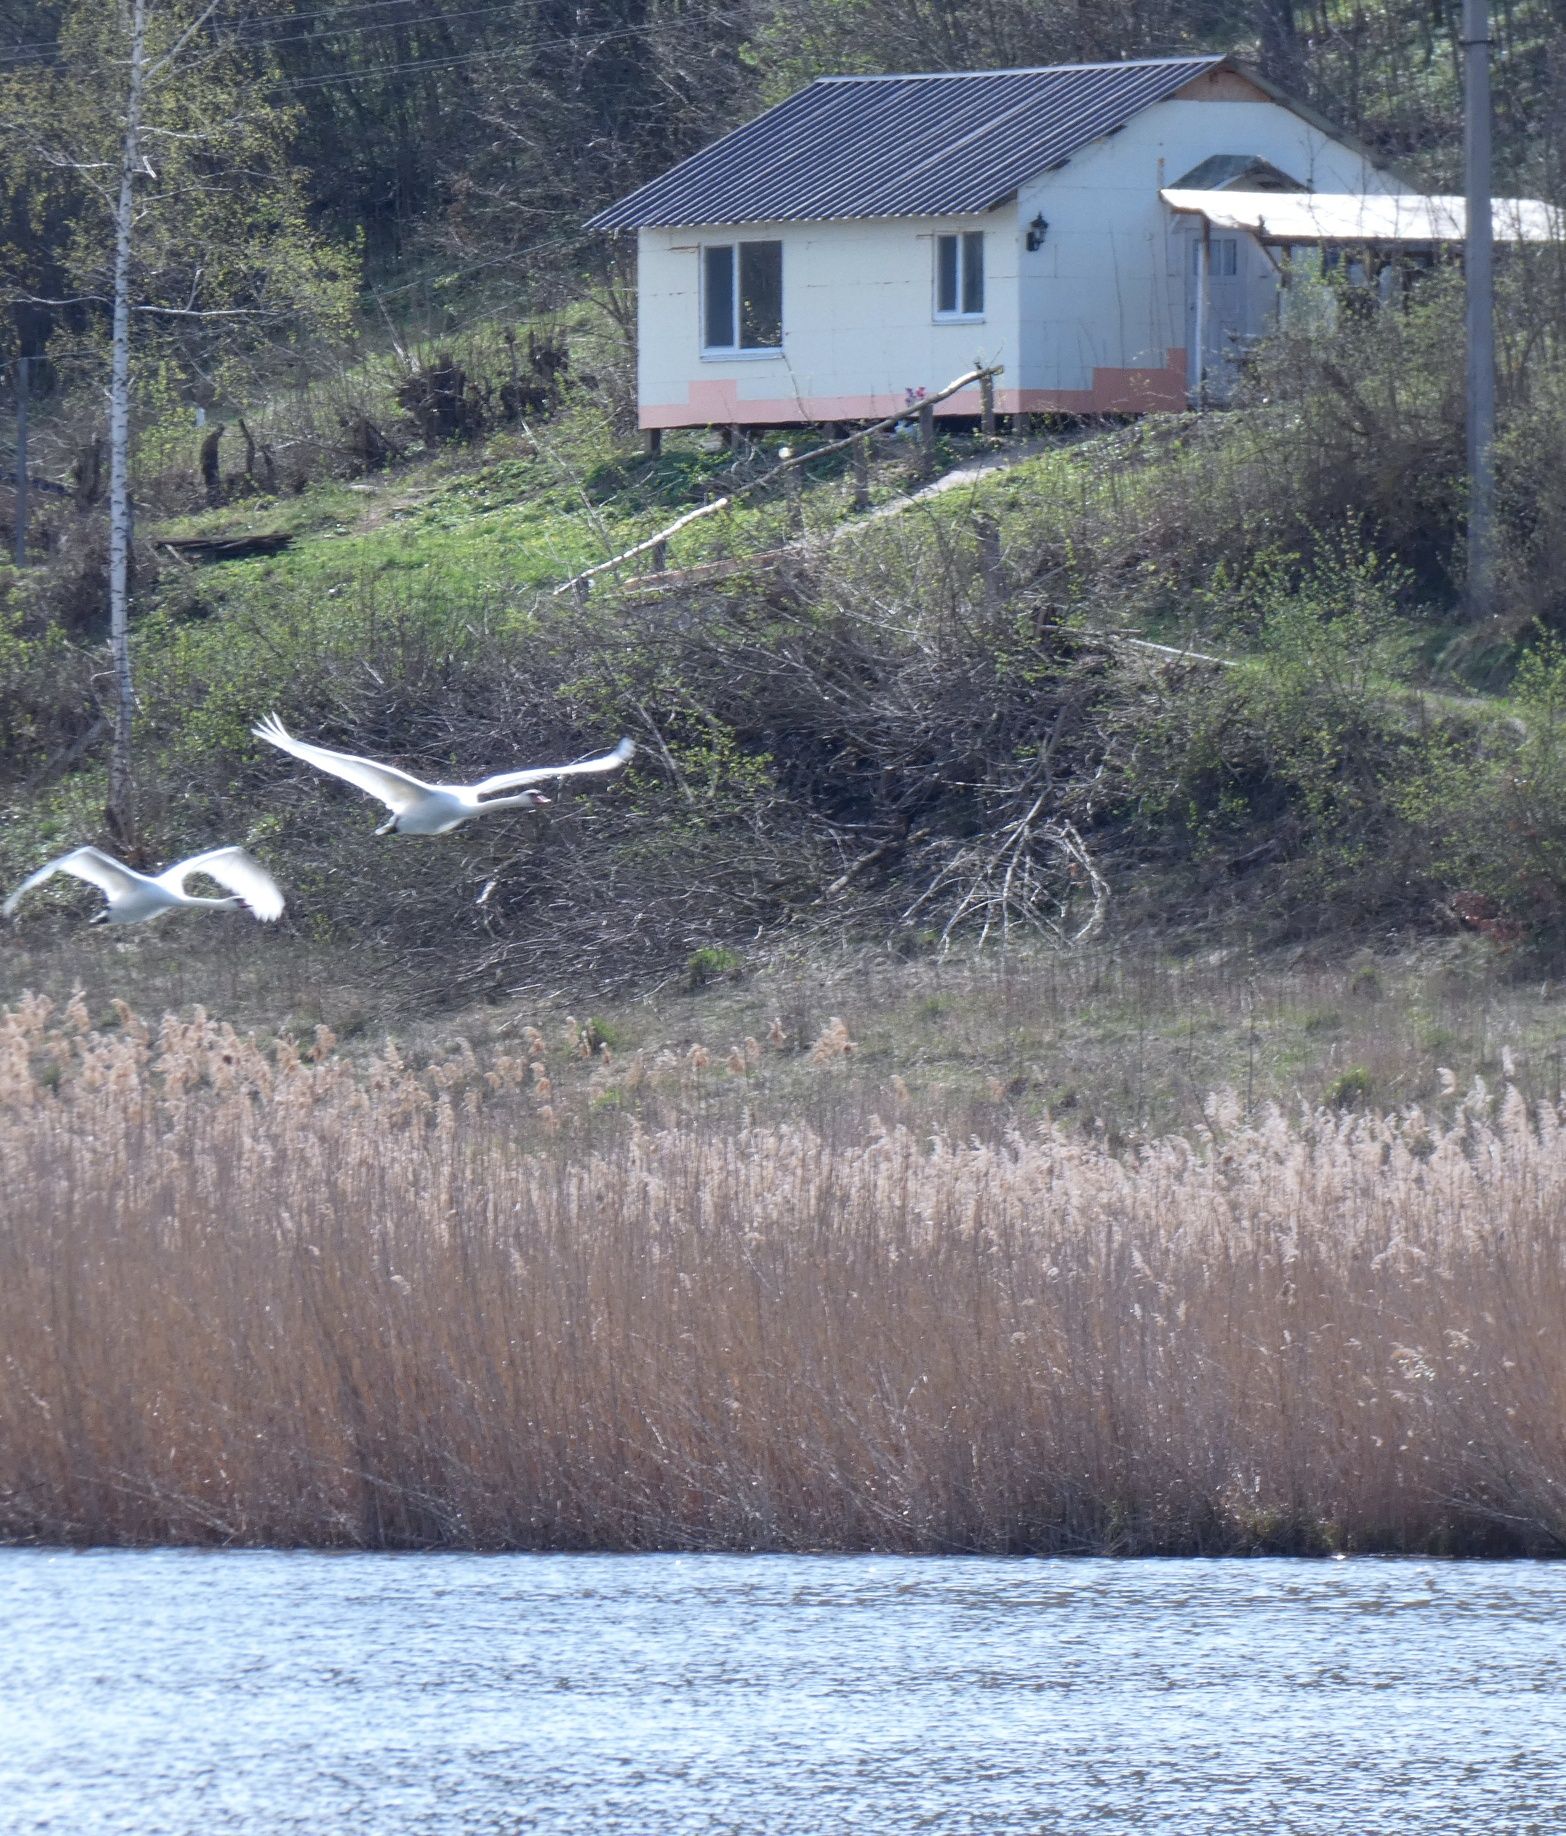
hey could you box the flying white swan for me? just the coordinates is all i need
[253,713,634,835]
[3,845,285,925]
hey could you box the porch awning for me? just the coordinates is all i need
[1160,187,1563,245]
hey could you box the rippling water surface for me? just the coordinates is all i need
[2,1550,1563,1833]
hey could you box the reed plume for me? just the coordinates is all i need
[2,993,1563,1553]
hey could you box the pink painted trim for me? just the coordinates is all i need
[998,351,1189,416]
[640,385,989,430]
[641,362,1188,428]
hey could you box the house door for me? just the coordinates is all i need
[1185,234,1250,402]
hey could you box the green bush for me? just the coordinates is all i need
[1114,533,1431,927]
[682,946,744,991]
[1325,1065,1375,1110]
[1398,638,1566,939]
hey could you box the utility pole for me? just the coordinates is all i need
[11,356,27,567]
[1464,0,1496,617]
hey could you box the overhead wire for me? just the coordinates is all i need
[0,0,718,357]
[215,0,549,57]
[0,0,464,61]
[0,0,746,69]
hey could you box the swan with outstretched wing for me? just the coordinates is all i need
[4,845,285,925]
[253,713,633,834]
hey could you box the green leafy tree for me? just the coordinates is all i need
[0,0,357,845]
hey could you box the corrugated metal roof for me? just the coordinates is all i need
[588,57,1224,231]
[1162,188,1564,243]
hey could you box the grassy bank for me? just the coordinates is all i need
[4,989,1565,1555]
[6,931,1566,1138]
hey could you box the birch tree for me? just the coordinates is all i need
[0,1,356,847]
[105,0,150,845]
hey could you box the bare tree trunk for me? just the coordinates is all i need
[1257,0,1303,90]
[106,0,149,850]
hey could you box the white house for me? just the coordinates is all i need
[587,55,1555,432]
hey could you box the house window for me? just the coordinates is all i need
[1192,236,1239,278]
[935,231,985,318]
[702,240,783,353]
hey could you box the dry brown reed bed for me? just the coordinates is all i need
[3,991,1565,1555]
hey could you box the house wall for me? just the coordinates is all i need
[1012,86,1402,412]
[636,210,1018,429]
[633,83,1405,427]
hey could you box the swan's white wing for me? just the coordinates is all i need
[253,713,432,814]
[164,846,286,922]
[3,846,142,916]
[474,736,634,797]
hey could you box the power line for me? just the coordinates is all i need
[0,0,696,67]
[227,0,503,33]
[225,1,533,55]
[251,0,750,67]
[266,10,748,92]
[370,221,592,298]
[0,0,458,60]
[273,40,554,89]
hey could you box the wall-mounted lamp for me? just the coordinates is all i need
[1025,213,1049,253]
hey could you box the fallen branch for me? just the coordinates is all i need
[553,364,1003,598]
[157,530,293,561]
[822,825,934,901]
[619,546,797,594]
[1107,633,1236,668]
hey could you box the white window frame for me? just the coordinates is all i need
[1191,235,1239,279]
[934,230,985,322]
[701,238,784,360]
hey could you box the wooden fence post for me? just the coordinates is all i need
[980,371,995,438]
[650,539,668,573]
[554,365,999,600]
[852,432,871,511]
[784,461,804,535]
[976,511,1003,611]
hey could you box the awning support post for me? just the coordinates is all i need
[1192,232,1210,409]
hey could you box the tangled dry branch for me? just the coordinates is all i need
[905,801,1109,951]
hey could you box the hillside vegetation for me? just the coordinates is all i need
[9,270,1566,1015]
[3,4,1566,1021]
[9,2,1566,1558]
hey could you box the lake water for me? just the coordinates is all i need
[1,1550,1563,1833]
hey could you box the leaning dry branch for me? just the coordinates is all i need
[553,364,1003,598]
[905,797,1108,951]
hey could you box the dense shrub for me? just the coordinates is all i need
[1398,639,1566,937]
[1107,534,1437,928]
[1236,257,1566,637]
